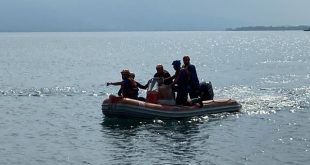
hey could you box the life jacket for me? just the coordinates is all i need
[121,78,138,99]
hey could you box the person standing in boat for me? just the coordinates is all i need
[170,60,189,105]
[107,69,138,100]
[182,55,200,99]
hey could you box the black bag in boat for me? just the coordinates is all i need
[199,81,214,100]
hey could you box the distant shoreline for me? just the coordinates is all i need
[0,29,227,33]
[226,25,310,31]
[1,26,310,32]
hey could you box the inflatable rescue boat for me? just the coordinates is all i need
[102,95,241,119]
[102,78,241,119]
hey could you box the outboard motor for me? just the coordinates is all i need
[199,81,214,100]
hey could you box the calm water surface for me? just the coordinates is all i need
[0,31,310,164]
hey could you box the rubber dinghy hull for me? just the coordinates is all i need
[102,95,242,119]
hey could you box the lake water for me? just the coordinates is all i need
[0,31,309,165]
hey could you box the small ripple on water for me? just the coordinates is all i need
[0,86,108,97]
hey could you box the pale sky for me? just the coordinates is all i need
[0,0,309,31]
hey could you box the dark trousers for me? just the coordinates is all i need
[189,86,199,99]
[175,86,188,105]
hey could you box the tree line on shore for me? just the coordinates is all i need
[226,25,310,31]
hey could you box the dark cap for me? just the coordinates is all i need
[172,60,181,67]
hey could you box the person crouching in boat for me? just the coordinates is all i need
[170,60,190,105]
[154,64,173,85]
[107,69,139,100]
[117,72,147,97]
[145,64,173,87]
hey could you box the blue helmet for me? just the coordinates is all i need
[172,60,181,68]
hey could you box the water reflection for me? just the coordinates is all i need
[100,116,203,141]
[100,116,209,132]
[100,113,233,135]
[100,116,208,164]
[99,115,234,164]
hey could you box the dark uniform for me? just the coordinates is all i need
[174,69,189,105]
[186,64,200,99]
